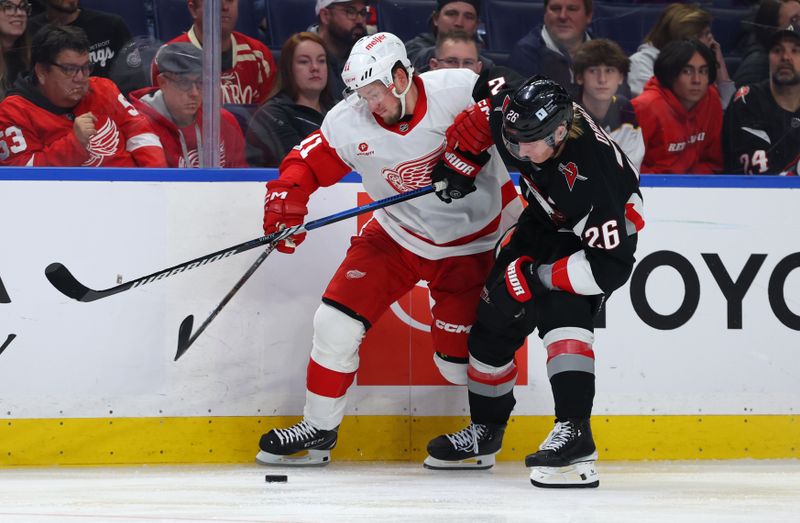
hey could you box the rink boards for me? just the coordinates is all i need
[0,169,798,465]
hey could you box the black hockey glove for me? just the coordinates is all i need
[431,148,491,203]
[484,256,545,320]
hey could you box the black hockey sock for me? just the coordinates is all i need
[469,389,516,426]
[550,371,595,420]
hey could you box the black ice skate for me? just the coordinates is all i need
[424,422,505,470]
[525,418,599,488]
[256,419,338,466]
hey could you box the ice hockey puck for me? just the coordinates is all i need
[265,474,288,483]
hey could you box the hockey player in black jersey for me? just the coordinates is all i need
[426,76,644,488]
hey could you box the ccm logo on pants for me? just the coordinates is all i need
[434,320,472,334]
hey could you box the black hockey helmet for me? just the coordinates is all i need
[501,76,574,160]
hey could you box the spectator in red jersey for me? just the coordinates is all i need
[154,0,277,105]
[0,25,165,167]
[130,42,245,168]
[0,0,32,86]
[246,32,334,167]
[632,40,723,174]
[314,0,369,100]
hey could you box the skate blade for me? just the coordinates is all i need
[422,453,496,470]
[529,458,599,488]
[255,449,331,467]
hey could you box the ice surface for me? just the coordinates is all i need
[0,460,798,522]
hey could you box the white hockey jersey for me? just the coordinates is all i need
[278,68,522,260]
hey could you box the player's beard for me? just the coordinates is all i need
[380,102,402,125]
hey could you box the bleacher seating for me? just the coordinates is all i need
[266,0,316,49]
[482,1,544,53]
[377,0,437,43]
[707,6,751,55]
[153,0,193,42]
[591,3,665,55]
[79,0,152,37]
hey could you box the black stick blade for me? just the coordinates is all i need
[0,276,10,303]
[45,263,93,301]
[175,315,195,361]
[0,334,16,356]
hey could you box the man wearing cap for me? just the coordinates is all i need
[723,25,800,174]
[405,1,494,74]
[0,25,166,167]
[313,0,369,99]
[154,0,277,105]
[131,42,246,168]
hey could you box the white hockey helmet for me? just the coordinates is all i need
[342,32,414,112]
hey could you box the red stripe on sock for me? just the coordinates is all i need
[468,362,518,386]
[546,340,595,363]
[306,358,356,398]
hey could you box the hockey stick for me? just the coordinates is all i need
[0,275,10,303]
[174,184,437,360]
[45,185,435,302]
[0,334,16,357]
[174,243,275,361]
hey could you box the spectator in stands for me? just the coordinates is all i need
[735,0,800,88]
[156,0,277,106]
[405,1,494,74]
[246,32,333,167]
[628,3,735,107]
[428,30,482,74]
[573,39,644,169]
[1,0,32,85]
[509,0,593,97]
[0,25,166,167]
[724,25,800,174]
[29,0,132,78]
[632,40,723,174]
[130,42,245,168]
[313,1,369,101]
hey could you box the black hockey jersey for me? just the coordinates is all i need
[489,102,644,296]
[723,81,800,174]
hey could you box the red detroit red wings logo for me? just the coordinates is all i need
[381,141,446,192]
[558,161,587,191]
[734,86,749,103]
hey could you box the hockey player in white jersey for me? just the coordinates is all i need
[255,32,522,467]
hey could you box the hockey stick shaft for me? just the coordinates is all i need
[46,185,434,302]
[174,243,277,361]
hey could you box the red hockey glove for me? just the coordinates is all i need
[431,148,490,203]
[445,98,493,155]
[485,256,543,319]
[263,179,310,254]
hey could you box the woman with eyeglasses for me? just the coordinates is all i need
[246,32,335,167]
[0,0,31,88]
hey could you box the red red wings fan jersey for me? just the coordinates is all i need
[129,86,246,168]
[0,77,166,167]
[155,28,277,105]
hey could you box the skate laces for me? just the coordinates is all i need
[275,420,319,445]
[446,423,487,454]
[539,421,574,451]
